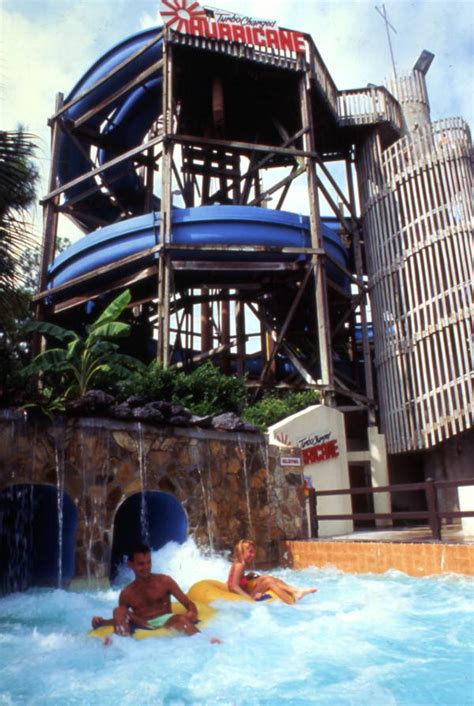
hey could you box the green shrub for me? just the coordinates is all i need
[117,361,247,417]
[172,362,247,416]
[242,389,321,431]
[116,360,178,402]
[0,327,36,406]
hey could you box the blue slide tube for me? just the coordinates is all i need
[48,206,349,296]
[51,27,350,298]
[57,28,163,231]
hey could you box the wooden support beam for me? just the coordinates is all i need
[312,150,361,224]
[157,32,174,365]
[34,243,163,302]
[38,92,63,295]
[299,71,334,398]
[34,92,64,356]
[248,164,306,207]
[236,296,246,377]
[169,132,316,161]
[239,127,308,204]
[331,292,364,338]
[346,157,375,422]
[252,262,317,388]
[41,135,163,204]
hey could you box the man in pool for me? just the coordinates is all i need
[91,543,202,638]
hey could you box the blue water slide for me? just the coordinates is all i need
[48,206,348,296]
[57,28,163,231]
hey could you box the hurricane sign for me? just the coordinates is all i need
[159,1,307,54]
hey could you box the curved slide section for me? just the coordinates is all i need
[52,26,350,303]
[57,28,163,232]
[48,206,349,297]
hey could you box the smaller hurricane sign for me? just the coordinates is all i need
[297,431,340,465]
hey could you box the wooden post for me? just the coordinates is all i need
[200,286,212,353]
[425,478,441,541]
[308,488,318,538]
[38,94,63,289]
[236,296,246,377]
[299,69,334,399]
[346,157,376,424]
[34,92,64,355]
[220,298,231,374]
[157,32,174,366]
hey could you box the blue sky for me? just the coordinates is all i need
[1,0,473,234]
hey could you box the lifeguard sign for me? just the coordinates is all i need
[159,0,307,54]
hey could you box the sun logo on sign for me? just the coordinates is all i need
[159,0,207,32]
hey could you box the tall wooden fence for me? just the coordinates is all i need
[357,118,473,453]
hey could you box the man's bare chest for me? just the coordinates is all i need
[130,583,169,608]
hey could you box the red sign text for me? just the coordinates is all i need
[302,439,339,464]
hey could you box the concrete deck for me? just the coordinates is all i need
[323,523,474,544]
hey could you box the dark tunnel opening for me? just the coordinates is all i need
[0,483,77,595]
[110,491,188,582]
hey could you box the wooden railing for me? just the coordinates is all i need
[308,42,339,116]
[337,86,403,131]
[306,478,474,541]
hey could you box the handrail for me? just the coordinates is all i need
[381,117,472,184]
[337,86,403,131]
[307,478,474,540]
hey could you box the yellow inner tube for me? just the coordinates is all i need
[187,579,279,604]
[88,600,215,640]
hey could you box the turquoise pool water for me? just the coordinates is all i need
[0,540,472,705]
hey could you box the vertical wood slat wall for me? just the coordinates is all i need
[357,117,473,453]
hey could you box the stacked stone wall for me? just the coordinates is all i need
[0,413,305,580]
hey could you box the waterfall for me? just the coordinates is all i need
[238,433,254,538]
[198,468,214,554]
[137,423,150,546]
[79,425,110,586]
[53,421,66,588]
[1,484,33,593]
[79,428,92,584]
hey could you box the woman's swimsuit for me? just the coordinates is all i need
[227,569,255,591]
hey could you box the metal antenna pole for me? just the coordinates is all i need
[375,4,398,79]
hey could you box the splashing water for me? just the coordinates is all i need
[0,538,472,706]
[137,423,151,547]
[238,433,254,538]
[53,424,66,589]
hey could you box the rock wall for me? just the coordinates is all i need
[0,412,305,582]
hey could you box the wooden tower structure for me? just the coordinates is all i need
[35,13,472,463]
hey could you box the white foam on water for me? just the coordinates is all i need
[0,538,472,705]
[114,537,231,590]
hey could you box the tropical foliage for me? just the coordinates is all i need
[117,360,247,417]
[21,290,144,412]
[172,362,247,416]
[0,128,39,322]
[242,389,321,430]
